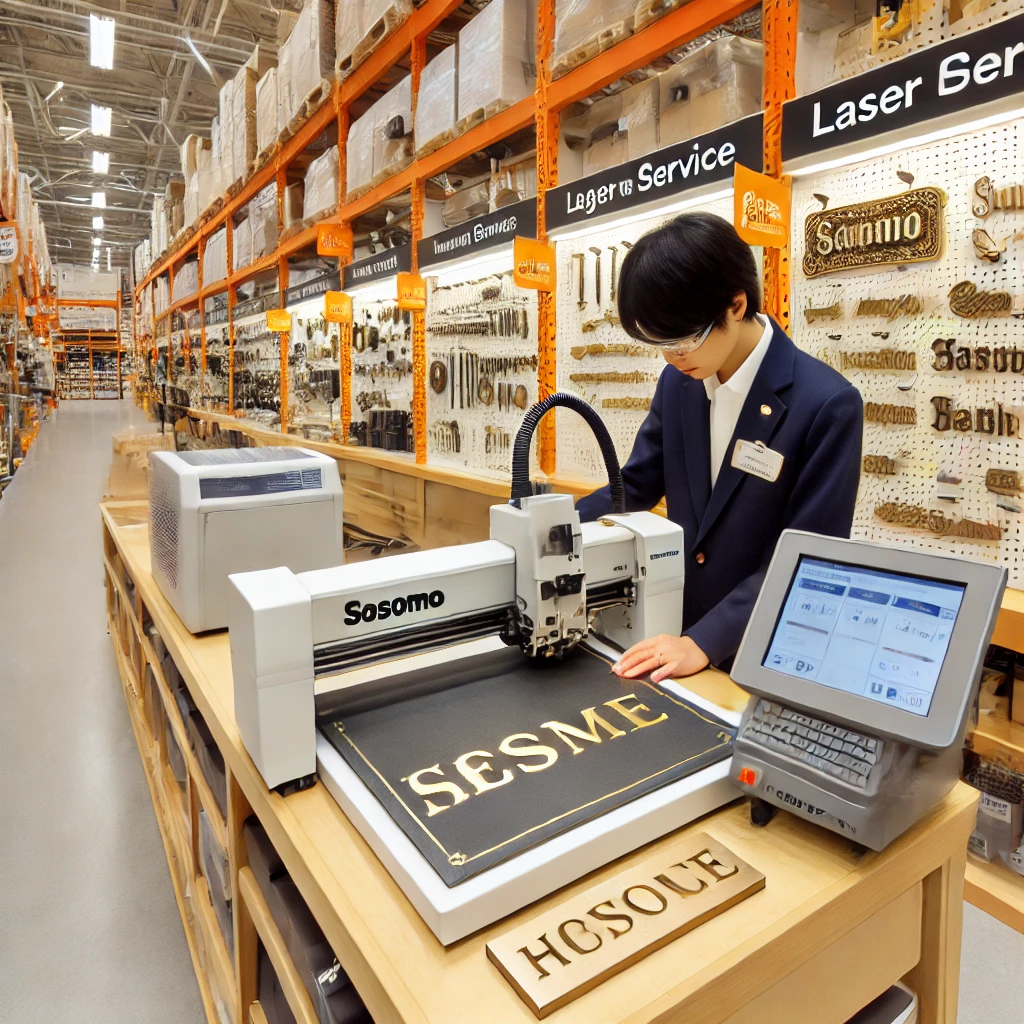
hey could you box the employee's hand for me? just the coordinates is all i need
[612,634,710,682]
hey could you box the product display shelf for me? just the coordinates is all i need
[964,856,1024,935]
[102,497,984,1024]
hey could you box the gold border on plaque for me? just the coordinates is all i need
[803,186,946,279]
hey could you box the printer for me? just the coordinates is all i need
[149,447,344,633]
[730,529,1006,850]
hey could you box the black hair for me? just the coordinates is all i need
[616,212,761,343]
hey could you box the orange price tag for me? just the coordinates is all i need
[317,223,354,259]
[397,272,426,311]
[733,163,790,249]
[266,308,291,331]
[325,291,352,323]
[513,236,555,291]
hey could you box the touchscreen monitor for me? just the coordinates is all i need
[762,556,966,717]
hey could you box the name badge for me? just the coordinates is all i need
[731,439,784,482]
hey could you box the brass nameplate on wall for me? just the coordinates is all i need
[803,187,945,278]
[865,402,916,425]
[863,454,898,475]
[485,832,764,1018]
[986,469,1022,495]
[840,349,916,371]
[874,503,1002,541]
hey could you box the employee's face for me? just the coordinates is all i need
[659,294,747,379]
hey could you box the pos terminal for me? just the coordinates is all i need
[730,530,1007,850]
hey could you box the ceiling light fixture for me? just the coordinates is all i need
[92,191,106,208]
[92,216,104,230]
[91,104,112,137]
[89,14,116,70]
[93,237,101,247]
[184,33,223,87]
[92,151,110,174]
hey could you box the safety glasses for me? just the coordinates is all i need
[636,319,715,356]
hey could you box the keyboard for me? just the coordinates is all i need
[741,700,881,790]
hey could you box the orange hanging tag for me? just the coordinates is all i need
[513,236,555,291]
[325,291,352,323]
[733,164,790,248]
[397,272,426,311]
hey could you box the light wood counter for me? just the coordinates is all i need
[102,499,979,1024]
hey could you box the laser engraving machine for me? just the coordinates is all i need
[227,395,740,942]
[730,529,1006,850]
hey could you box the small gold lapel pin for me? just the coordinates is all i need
[760,404,772,416]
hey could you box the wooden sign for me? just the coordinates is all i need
[874,503,1002,541]
[396,272,426,311]
[863,454,898,475]
[948,281,1012,319]
[324,291,352,324]
[839,349,915,371]
[265,308,291,331]
[317,222,353,259]
[486,832,764,1018]
[0,223,18,265]
[802,187,945,278]
[733,163,790,248]
[986,469,1021,495]
[513,236,555,291]
[864,402,916,425]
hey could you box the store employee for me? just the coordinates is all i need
[576,213,863,682]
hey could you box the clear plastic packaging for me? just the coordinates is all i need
[372,74,413,186]
[256,68,279,155]
[233,217,253,272]
[250,183,279,261]
[231,65,257,181]
[457,0,536,130]
[656,34,764,147]
[174,260,199,301]
[303,146,340,221]
[552,0,635,79]
[336,0,413,78]
[283,0,335,122]
[415,46,458,158]
[345,106,375,200]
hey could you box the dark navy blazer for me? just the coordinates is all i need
[576,319,863,668]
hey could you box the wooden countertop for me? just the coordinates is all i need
[102,499,979,1024]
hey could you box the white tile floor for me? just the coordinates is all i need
[0,399,1018,1023]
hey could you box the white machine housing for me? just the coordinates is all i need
[149,447,344,633]
[228,493,685,790]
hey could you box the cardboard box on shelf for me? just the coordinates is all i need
[256,68,279,156]
[283,182,305,228]
[345,106,374,199]
[282,0,334,122]
[231,65,258,181]
[372,74,413,185]
[552,0,635,79]
[336,0,413,77]
[303,147,340,221]
[415,46,458,157]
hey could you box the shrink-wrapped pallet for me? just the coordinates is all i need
[231,65,258,181]
[415,46,458,158]
[656,35,763,146]
[552,0,635,79]
[233,217,253,272]
[250,183,279,260]
[336,0,412,78]
[174,260,199,301]
[457,0,535,131]
[256,68,279,155]
[205,228,228,284]
[180,134,209,181]
[345,106,374,200]
[442,176,491,227]
[563,78,658,173]
[303,147,340,221]
[282,0,335,124]
[371,74,413,186]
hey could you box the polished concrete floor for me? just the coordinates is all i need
[0,399,1019,1023]
[0,401,204,1023]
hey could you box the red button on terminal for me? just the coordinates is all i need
[738,767,759,786]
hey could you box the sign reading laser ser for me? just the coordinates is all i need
[487,832,764,1018]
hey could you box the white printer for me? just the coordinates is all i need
[149,447,344,633]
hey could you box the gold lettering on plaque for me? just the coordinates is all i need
[487,833,765,1018]
[803,301,843,323]
[542,708,628,753]
[404,765,469,817]
[839,349,916,371]
[601,397,652,411]
[973,176,1024,218]
[874,503,1002,541]
[864,402,916,425]
[986,469,1022,495]
[931,397,1018,436]
[803,187,946,278]
[854,295,922,320]
[948,281,1012,319]
[863,455,898,475]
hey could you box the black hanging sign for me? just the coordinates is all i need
[546,113,764,231]
[783,14,1024,162]
[232,295,267,320]
[418,199,537,270]
[284,270,341,307]
[343,244,412,289]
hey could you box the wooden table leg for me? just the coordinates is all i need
[904,848,967,1024]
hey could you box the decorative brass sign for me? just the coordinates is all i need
[569,371,655,384]
[932,397,1019,436]
[973,176,1024,218]
[602,397,652,411]
[863,455,898,475]
[931,339,1024,372]
[840,349,916,371]
[986,469,1021,495]
[804,301,842,323]
[485,832,764,1018]
[972,228,1007,263]
[855,295,922,320]
[948,281,1012,319]
[865,403,916,425]
[874,503,1002,541]
[802,187,945,278]
[570,343,658,360]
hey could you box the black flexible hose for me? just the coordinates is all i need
[510,392,626,513]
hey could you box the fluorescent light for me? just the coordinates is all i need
[92,192,106,208]
[43,81,63,103]
[92,151,109,174]
[92,216,104,230]
[93,238,102,248]
[106,248,112,271]
[91,104,112,137]
[89,14,116,70]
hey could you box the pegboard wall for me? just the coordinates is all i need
[289,298,342,440]
[425,268,539,478]
[790,116,1024,585]
[553,193,739,482]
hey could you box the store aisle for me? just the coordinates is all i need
[0,402,204,1024]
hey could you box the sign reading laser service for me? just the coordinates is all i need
[546,113,763,231]
[783,13,1024,161]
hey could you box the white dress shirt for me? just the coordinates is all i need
[703,314,773,488]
